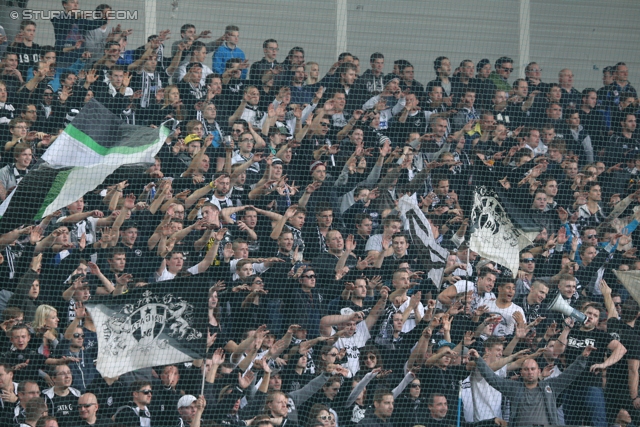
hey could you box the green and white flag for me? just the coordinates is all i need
[42,98,169,167]
[0,99,170,234]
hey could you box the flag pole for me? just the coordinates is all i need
[201,360,207,396]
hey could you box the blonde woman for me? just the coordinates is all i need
[146,84,184,125]
[306,62,320,85]
[33,304,60,357]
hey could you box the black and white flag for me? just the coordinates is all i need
[86,278,208,378]
[469,186,540,278]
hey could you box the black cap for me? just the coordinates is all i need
[383,74,400,87]
[121,220,139,230]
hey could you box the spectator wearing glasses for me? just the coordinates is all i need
[53,327,98,393]
[43,364,81,426]
[112,380,154,427]
[393,377,427,427]
[282,268,326,339]
[249,39,280,84]
[488,57,514,93]
[35,87,61,135]
[515,251,536,298]
[525,61,549,93]
[75,392,109,427]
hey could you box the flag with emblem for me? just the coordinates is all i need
[86,276,208,378]
[469,186,541,277]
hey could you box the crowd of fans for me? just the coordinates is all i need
[0,1,639,427]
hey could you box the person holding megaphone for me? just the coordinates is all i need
[553,301,627,427]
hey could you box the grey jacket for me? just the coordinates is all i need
[475,355,587,427]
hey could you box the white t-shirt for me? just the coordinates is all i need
[364,234,384,252]
[333,321,371,377]
[156,265,199,282]
[484,300,526,337]
[470,365,508,421]
[453,280,496,311]
[395,298,425,333]
[229,259,268,280]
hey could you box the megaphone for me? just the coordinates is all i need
[547,293,587,324]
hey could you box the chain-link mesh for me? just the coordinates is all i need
[0,1,638,427]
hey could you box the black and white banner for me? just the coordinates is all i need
[86,279,208,378]
[469,186,540,278]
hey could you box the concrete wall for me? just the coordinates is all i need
[16,0,640,91]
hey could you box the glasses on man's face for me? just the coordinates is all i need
[520,258,535,263]
[302,275,316,279]
[78,403,96,409]
[586,234,597,239]
[138,389,152,395]
[502,67,514,73]
[320,122,330,127]
[73,333,85,338]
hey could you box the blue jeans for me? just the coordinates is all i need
[564,385,607,427]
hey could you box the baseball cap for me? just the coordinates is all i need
[436,340,456,351]
[383,74,400,87]
[184,134,203,145]
[177,395,197,409]
[310,161,325,174]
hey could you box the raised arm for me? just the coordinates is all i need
[194,228,227,274]
[365,287,389,330]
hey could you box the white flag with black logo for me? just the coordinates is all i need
[469,186,540,278]
[86,277,208,378]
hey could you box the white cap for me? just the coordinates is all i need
[177,395,197,409]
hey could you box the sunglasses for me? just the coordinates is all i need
[521,258,535,263]
[302,275,316,279]
[502,68,514,72]
[409,383,421,388]
[138,389,152,395]
[78,403,96,408]
[73,333,85,338]
[585,234,597,239]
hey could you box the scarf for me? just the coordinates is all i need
[107,82,134,97]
